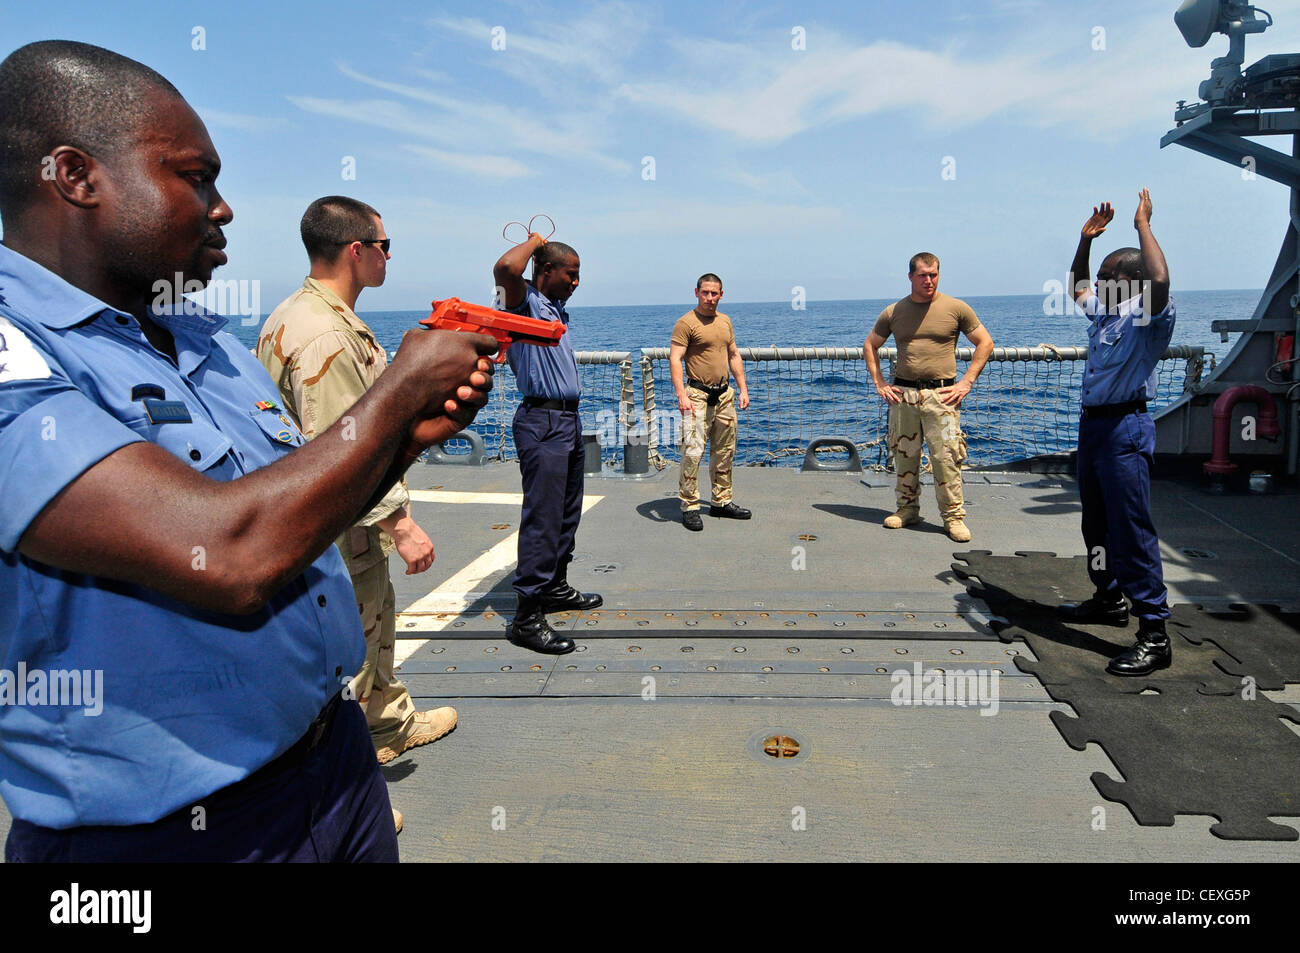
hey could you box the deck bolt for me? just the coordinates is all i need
[762,735,801,759]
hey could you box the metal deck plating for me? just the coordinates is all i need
[359,464,1300,860]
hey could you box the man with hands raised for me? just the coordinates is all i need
[1058,190,1176,678]
[494,228,601,656]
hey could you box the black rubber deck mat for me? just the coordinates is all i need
[1177,603,1300,692]
[1053,688,1300,840]
[952,550,1300,840]
[950,551,1240,696]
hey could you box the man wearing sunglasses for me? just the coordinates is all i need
[259,197,459,774]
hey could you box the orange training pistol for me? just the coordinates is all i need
[420,297,566,364]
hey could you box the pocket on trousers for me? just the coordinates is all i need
[952,431,968,467]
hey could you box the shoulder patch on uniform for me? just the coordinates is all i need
[0,316,52,384]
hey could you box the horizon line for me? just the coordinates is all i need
[345,287,1262,316]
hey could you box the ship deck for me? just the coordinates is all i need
[4,462,1299,861]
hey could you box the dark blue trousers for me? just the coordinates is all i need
[4,697,398,862]
[513,405,585,599]
[1077,411,1170,624]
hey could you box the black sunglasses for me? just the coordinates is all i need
[357,238,391,253]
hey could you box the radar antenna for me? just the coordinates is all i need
[1175,0,1274,109]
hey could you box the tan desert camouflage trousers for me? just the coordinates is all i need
[679,385,737,510]
[349,559,418,750]
[887,386,968,521]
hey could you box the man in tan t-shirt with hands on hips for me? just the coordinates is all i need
[670,273,750,532]
[864,252,994,542]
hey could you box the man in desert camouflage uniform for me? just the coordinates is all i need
[864,252,994,542]
[259,197,457,773]
[670,273,751,531]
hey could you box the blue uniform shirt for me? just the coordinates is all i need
[0,244,363,828]
[1079,292,1176,407]
[506,283,580,401]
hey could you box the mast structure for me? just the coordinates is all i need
[1157,1,1300,475]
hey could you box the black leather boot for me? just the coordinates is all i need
[1106,624,1171,677]
[508,598,576,655]
[1058,592,1129,626]
[539,582,603,613]
[709,502,752,519]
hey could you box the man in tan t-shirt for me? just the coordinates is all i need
[670,273,750,531]
[864,252,994,541]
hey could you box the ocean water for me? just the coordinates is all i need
[230,289,1253,359]
[229,290,1258,466]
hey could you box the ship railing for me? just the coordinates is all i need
[460,351,638,466]
[452,345,1209,469]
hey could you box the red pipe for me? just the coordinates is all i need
[1203,385,1281,475]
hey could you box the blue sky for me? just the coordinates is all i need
[3,0,1300,310]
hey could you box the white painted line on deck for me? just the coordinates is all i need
[394,494,604,665]
[409,490,525,505]
[400,592,506,612]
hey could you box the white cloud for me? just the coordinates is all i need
[615,13,1214,144]
[195,108,285,133]
[722,167,811,197]
[288,62,630,174]
[403,144,533,179]
[430,5,644,88]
